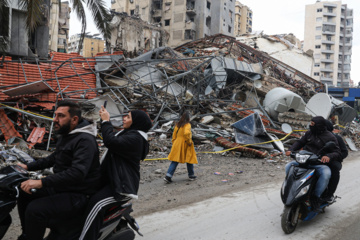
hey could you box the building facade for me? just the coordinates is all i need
[49,0,71,53]
[1,0,50,58]
[234,1,252,36]
[303,1,353,87]
[111,0,235,47]
[68,34,104,57]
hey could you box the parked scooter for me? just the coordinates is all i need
[280,142,337,234]
[0,149,142,240]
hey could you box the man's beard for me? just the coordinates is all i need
[54,122,71,135]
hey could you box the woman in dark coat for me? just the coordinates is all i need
[79,107,152,240]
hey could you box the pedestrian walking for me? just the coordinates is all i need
[164,111,198,183]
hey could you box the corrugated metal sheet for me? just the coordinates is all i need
[0,52,99,102]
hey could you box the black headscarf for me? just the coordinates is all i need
[325,120,334,132]
[310,116,327,134]
[128,110,152,132]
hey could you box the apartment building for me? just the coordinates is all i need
[68,34,104,57]
[304,1,353,87]
[111,0,235,47]
[49,0,71,53]
[234,1,252,36]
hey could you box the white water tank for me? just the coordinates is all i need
[263,87,306,120]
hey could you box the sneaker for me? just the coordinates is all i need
[323,195,335,203]
[189,176,197,181]
[163,176,172,183]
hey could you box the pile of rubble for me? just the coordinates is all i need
[0,34,358,160]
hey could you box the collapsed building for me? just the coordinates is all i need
[107,12,170,57]
[0,34,358,161]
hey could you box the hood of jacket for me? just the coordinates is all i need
[69,119,97,137]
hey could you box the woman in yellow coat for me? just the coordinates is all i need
[164,111,198,183]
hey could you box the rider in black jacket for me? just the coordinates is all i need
[17,101,101,240]
[324,120,348,202]
[285,116,342,212]
[79,107,152,240]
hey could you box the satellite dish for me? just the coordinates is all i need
[253,80,262,89]
[281,123,292,134]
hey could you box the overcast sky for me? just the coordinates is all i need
[69,0,359,85]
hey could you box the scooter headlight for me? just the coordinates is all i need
[295,185,310,198]
[295,153,311,164]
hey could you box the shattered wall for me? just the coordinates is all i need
[236,33,314,77]
[108,12,169,55]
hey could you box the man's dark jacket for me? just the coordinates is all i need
[289,130,343,162]
[101,121,149,201]
[27,119,102,195]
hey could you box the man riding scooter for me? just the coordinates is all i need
[285,116,342,212]
[16,101,102,240]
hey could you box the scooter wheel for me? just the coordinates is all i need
[281,205,298,234]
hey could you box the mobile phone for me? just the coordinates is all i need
[104,100,107,108]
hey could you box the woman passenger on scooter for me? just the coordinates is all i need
[79,107,152,240]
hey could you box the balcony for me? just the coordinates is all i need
[324,3,337,8]
[321,59,334,63]
[321,50,334,54]
[321,40,335,45]
[340,69,351,73]
[320,68,334,72]
[185,21,196,31]
[323,21,336,26]
[322,30,336,35]
[186,8,196,16]
[323,12,336,17]
[321,76,333,81]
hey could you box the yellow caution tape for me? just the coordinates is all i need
[0,103,53,120]
[143,129,307,161]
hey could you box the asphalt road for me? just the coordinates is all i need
[136,152,360,240]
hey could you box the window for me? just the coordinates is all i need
[228,26,232,33]
[314,63,320,67]
[314,72,320,76]
[154,0,162,10]
[207,1,211,9]
[206,16,211,27]
[165,19,170,26]
[315,45,321,49]
[326,45,331,50]
[326,54,331,59]
[91,47,94,51]
[317,8,322,12]
[327,36,332,41]
[130,9,135,15]
[91,42,94,45]
[316,26,321,31]
[316,17,322,22]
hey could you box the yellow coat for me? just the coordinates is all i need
[167,123,198,164]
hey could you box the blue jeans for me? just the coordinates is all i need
[285,161,331,198]
[166,161,195,178]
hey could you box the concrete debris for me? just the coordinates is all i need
[0,34,359,161]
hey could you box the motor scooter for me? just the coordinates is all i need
[280,142,338,234]
[0,149,142,240]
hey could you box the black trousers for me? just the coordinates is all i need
[327,161,342,196]
[17,188,88,240]
[79,185,131,240]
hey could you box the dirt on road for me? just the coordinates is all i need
[8,150,353,239]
